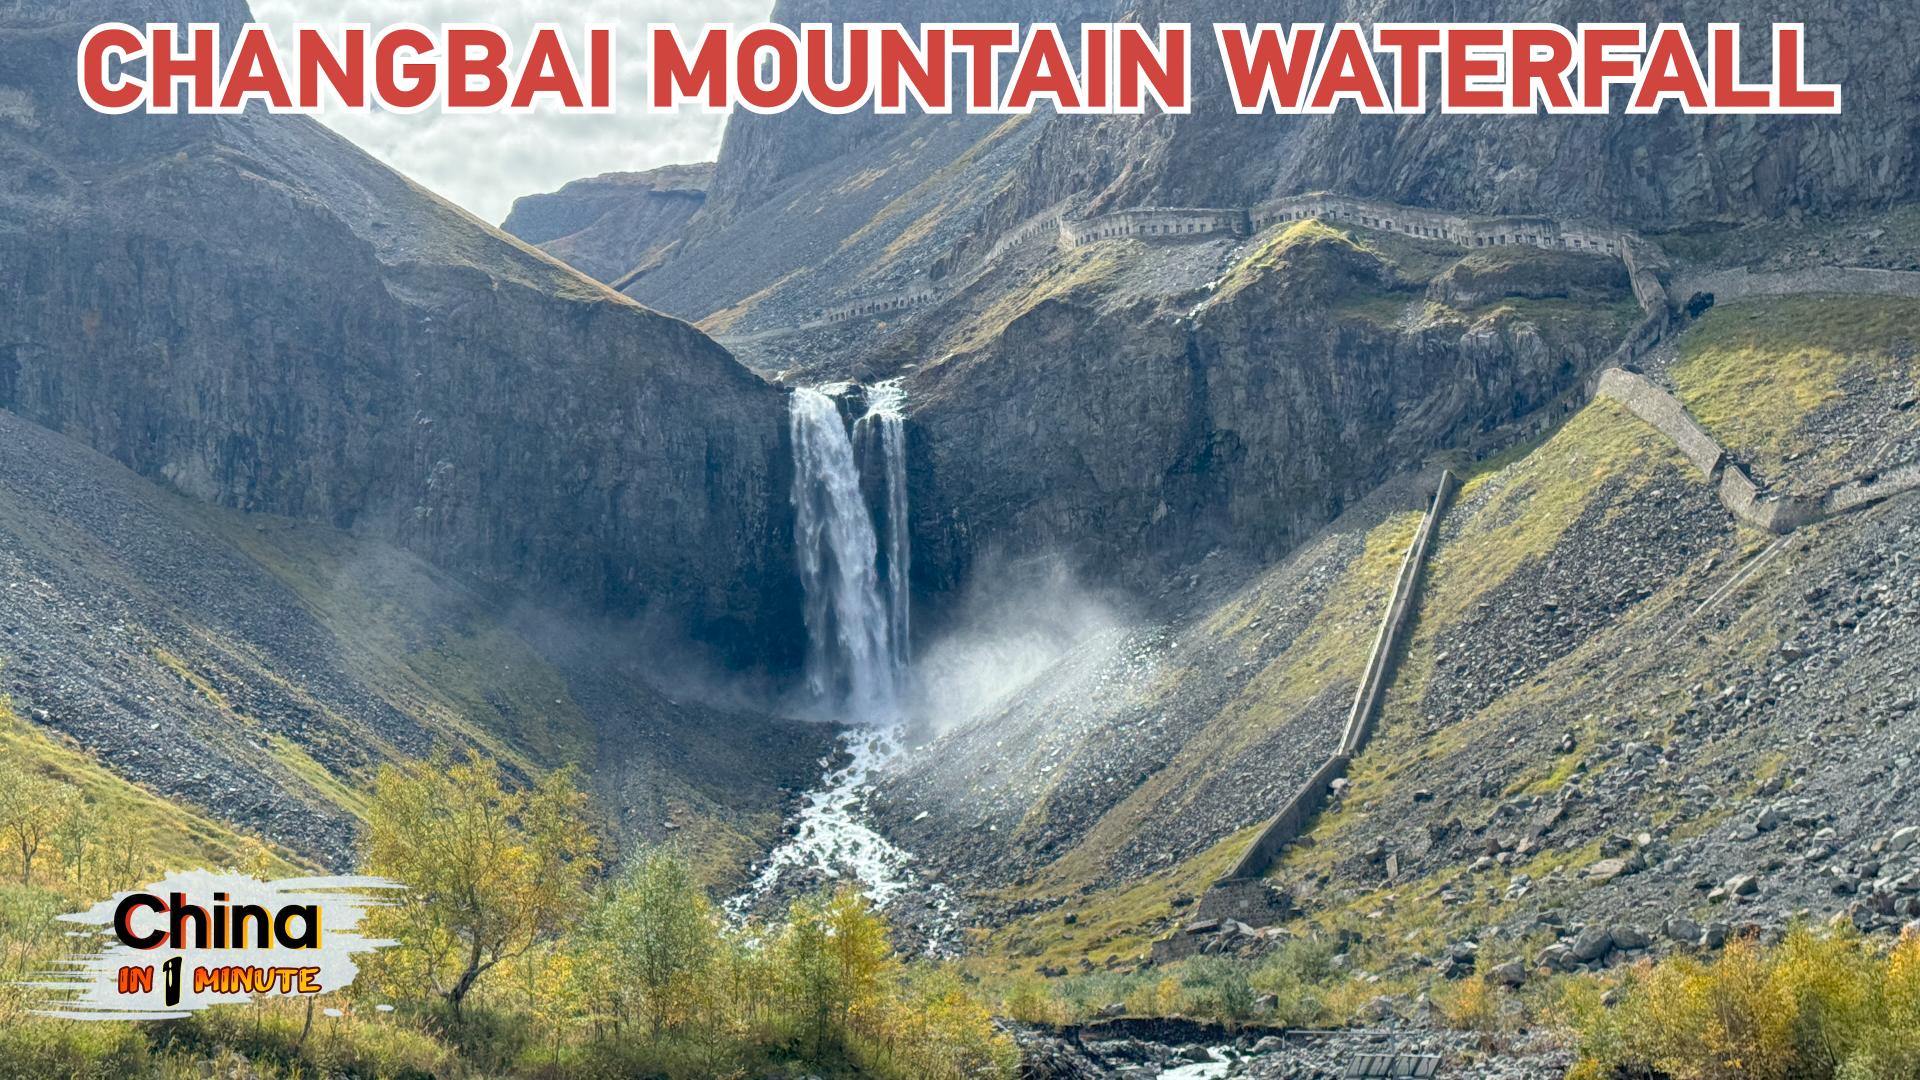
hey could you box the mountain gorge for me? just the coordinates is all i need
[3,0,1920,1068]
[499,0,1920,1017]
[0,0,832,880]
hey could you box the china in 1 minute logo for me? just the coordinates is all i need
[29,869,400,1019]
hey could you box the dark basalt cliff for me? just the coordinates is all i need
[571,0,1920,640]
[899,230,1638,613]
[0,6,800,669]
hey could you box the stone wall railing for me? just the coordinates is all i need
[1249,193,1635,262]
[1670,266,1920,307]
[1065,192,1675,318]
[981,206,1072,266]
[820,285,937,325]
[1060,207,1249,247]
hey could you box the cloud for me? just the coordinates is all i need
[246,0,772,223]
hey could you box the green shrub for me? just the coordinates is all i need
[1573,925,1920,1080]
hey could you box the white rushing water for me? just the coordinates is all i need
[735,383,944,927]
[855,379,911,681]
[788,384,910,725]
[726,731,921,913]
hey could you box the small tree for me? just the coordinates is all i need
[51,795,100,888]
[0,762,75,886]
[589,848,718,1034]
[360,750,597,1017]
[102,819,153,893]
[774,888,893,1058]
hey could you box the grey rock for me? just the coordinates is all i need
[1609,925,1652,950]
[1663,916,1702,944]
[1587,857,1635,883]
[1571,926,1614,962]
[502,164,712,285]
[1488,961,1527,987]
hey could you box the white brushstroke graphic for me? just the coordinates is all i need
[26,870,402,1020]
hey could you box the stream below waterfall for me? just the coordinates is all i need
[726,382,963,950]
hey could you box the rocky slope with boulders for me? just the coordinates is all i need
[861,295,1920,1037]
[0,378,835,875]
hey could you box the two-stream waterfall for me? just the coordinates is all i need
[787,383,909,724]
[729,381,955,942]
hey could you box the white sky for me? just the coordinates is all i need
[247,1,772,224]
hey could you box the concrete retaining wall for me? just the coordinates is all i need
[1220,753,1354,884]
[1826,462,1920,515]
[1717,466,1824,533]
[1672,266,1920,307]
[1342,470,1457,756]
[1593,366,1920,534]
[1593,368,1724,479]
[1215,471,1456,886]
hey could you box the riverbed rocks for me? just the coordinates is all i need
[1014,1019,1572,1080]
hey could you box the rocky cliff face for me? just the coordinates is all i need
[0,5,800,670]
[501,164,712,285]
[977,0,1917,243]
[688,0,1116,241]
[0,396,834,874]
[896,225,1640,627]
[581,0,1919,644]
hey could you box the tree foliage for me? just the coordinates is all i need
[583,846,719,1034]
[359,750,598,1015]
[0,760,77,886]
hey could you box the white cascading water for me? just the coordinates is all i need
[787,383,909,723]
[730,382,954,939]
[854,379,911,681]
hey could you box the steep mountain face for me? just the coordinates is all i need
[871,293,1920,978]
[557,0,1920,641]
[512,0,1920,982]
[622,110,1031,326]
[0,406,832,874]
[686,0,1117,242]
[897,227,1641,617]
[0,0,851,877]
[974,0,1918,246]
[500,164,712,285]
[0,5,800,670]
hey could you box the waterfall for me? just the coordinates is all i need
[789,383,910,724]
[856,380,911,678]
